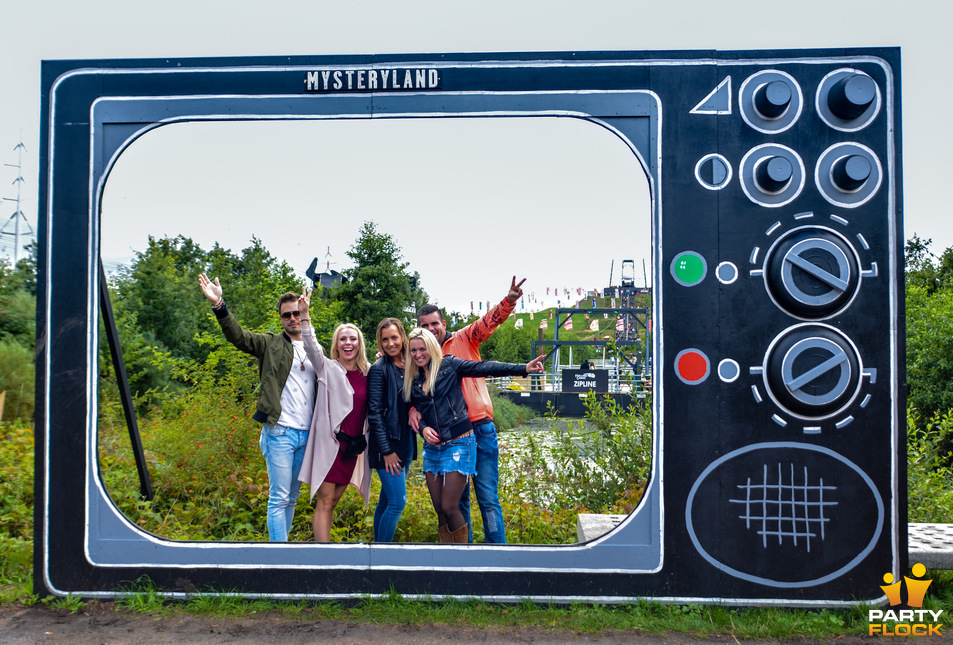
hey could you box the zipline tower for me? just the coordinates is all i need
[1,138,34,264]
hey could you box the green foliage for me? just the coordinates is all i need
[478,319,535,363]
[42,593,86,614]
[488,388,535,431]
[115,576,169,613]
[100,342,273,540]
[905,234,953,294]
[906,283,953,439]
[0,422,33,538]
[0,255,36,423]
[111,235,304,365]
[0,243,37,298]
[0,341,34,422]
[332,221,427,341]
[500,394,652,515]
[907,409,953,522]
[0,289,35,347]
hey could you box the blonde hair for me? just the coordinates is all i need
[375,317,407,359]
[330,323,370,375]
[403,327,442,401]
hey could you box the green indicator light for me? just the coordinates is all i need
[670,251,707,286]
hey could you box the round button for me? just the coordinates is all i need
[715,261,738,284]
[671,251,707,286]
[676,349,710,385]
[718,359,740,383]
[695,153,732,190]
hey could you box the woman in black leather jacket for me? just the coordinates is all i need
[402,327,544,543]
[367,318,416,542]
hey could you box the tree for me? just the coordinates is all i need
[105,235,335,403]
[904,235,953,466]
[333,221,427,341]
[0,255,36,422]
[906,283,953,428]
[479,320,535,363]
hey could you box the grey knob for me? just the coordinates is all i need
[831,155,871,191]
[827,74,876,120]
[754,81,792,118]
[755,156,793,192]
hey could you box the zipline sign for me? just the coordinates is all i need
[36,48,904,605]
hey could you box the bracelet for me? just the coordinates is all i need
[212,297,224,310]
[300,318,311,323]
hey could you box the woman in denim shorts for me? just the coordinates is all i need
[403,327,544,543]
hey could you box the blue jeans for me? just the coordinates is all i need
[373,466,409,542]
[458,420,507,543]
[259,424,309,542]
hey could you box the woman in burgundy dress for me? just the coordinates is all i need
[298,293,371,542]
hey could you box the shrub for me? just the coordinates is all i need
[489,387,535,431]
[0,341,34,423]
[907,408,953,523]
[499,393,652,529]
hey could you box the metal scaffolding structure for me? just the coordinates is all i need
[1,138,35,264]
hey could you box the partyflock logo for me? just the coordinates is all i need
[868,563,943,636]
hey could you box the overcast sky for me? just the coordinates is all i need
[0,0,946,314]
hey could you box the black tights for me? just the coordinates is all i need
[425,471,469,531]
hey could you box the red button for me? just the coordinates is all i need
[676,349,710,384]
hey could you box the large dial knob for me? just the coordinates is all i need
[762,324,862,419]
[763,226,860,319]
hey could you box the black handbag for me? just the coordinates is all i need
[335,431,367,457]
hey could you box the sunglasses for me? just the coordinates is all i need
[280,310,302,320]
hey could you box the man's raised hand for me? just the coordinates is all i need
[506,276,527,304]
[199,273,223,304]
[298,287,312,321]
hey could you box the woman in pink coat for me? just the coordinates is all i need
[297,292,371,542]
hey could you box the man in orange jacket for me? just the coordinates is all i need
[414,276,525,543]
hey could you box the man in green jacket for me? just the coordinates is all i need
[199,273,316,541]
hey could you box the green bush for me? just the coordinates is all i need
[0,422,33,538]
[489,388,535,431]
[0,341,34,423]
[500,393,652,518]
[907,408,953,523]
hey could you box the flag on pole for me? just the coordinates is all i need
[540,318,548,330]
[616,317,625,331]
[565,316,573,331]
[589,319,599,332]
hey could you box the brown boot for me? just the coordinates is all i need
[450,523,469,544]
[438,524,452,543]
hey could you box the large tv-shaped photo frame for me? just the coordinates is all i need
[36,48,904,605]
